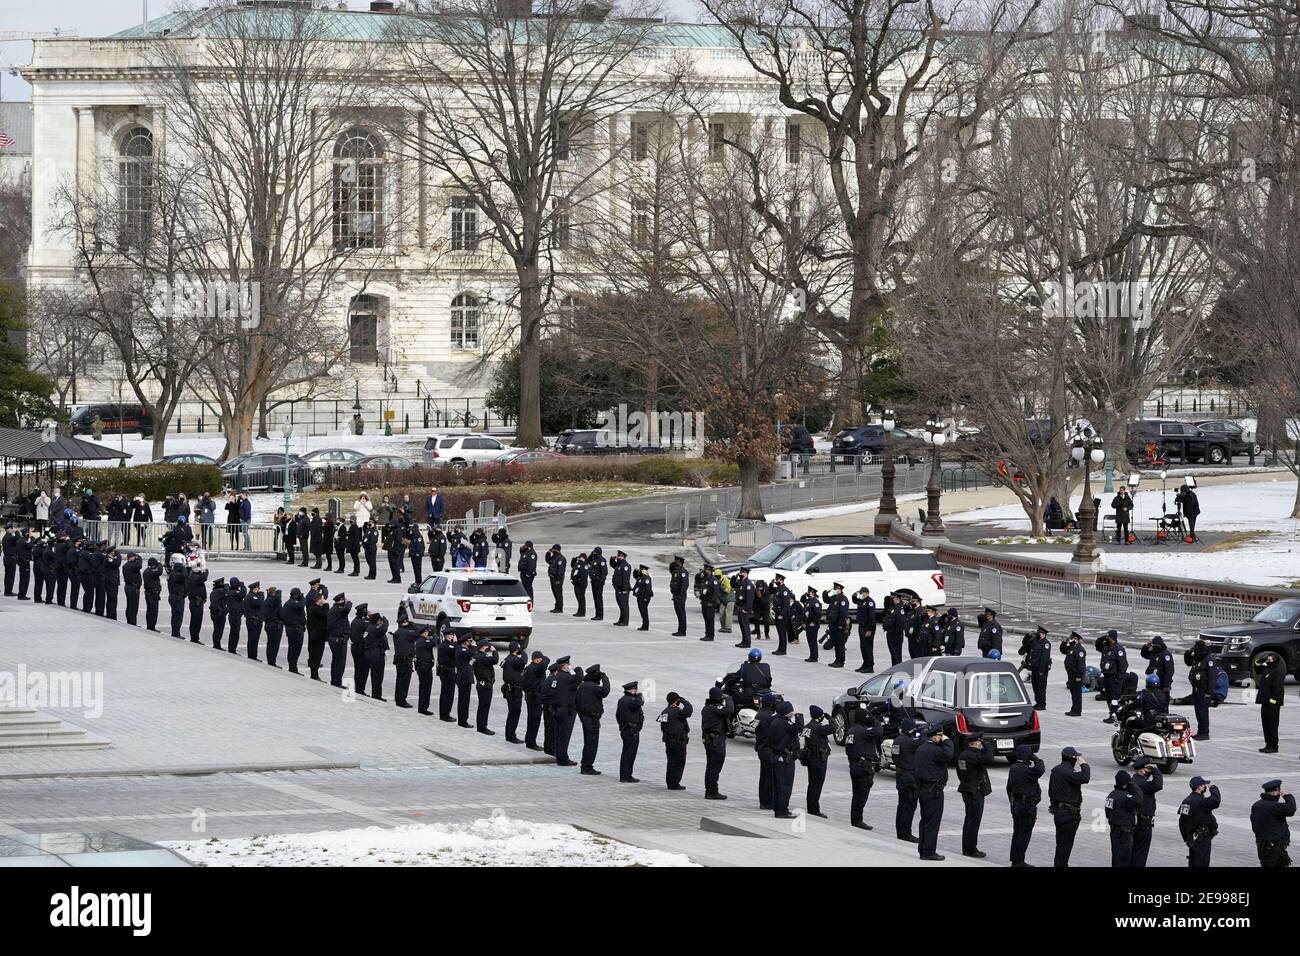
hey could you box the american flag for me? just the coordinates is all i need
[0,129,14,149]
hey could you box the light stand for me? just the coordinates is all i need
[921,414,946,537]
[1070,429,1105,567]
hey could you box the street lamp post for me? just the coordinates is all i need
[281,425,293,512]
[874,408,898,536]
[921,414,947,537]
[1071,428,1105,566]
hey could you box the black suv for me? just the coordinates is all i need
[830,656,1040,762]
[69,404,155,438]
[1194,419,1261,459]
[781,424,815,455]
[1126,418,1232,465]
[1196,599,1300,683]
[554,428,662,456]
[831,424,886,461]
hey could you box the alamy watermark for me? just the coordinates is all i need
[0,664,104,719]
[594,403,705,453]
[1042,279,1153,326]
[149,277,261,329]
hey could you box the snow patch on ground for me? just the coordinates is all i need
[1011,534,1300,589]
[163,816,695,867]
[947,480,1300,534]
[769,491,926,524]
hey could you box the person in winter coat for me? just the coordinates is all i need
[281,587,307,674]
[1254,652,1286,753]
[575,664,611,773]
[353,493,374,526]
[262,586,284,667]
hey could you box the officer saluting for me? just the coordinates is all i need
[659,691,693,790]
[701,686,734,800]
[668,555,689,637]
[1178,776,1220,867]
[1007,744,1046,867]
[1048,746,1089,867]
[846,707,883,830]
[392,617,418,708]
[1024,625,1052,711]
[1250,779,1296,867]
[521,650,549,748]
[914,724,954,860]
[1106,770,1143,867]
[501,642,526,741]
[1098,630,1128,723]
[632,565,653,631]
[516,541,537,599]
[569,551,589,617]
[575,663,610,773]
[548,656,581,766]
[1061,632,1086,717]
[587,546,607,620]
[616,680,643,782]
[545,544,566,613]
[610,550,632,626]
[955,732,993,856]
[822,582,850,667]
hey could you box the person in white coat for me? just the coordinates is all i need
[34,488,51,530]
[354,493,374,526]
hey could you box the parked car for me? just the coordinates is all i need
[301,448,367,466]
[422,433,518,467]
[743,541,946,609]
[714,535,891,577]
[1194,419,1261,458]
[781,424,816,455]
[398,570,532,647]
[1126,418,1232,465]
[554,428,663,456]
[154,454,218,466]
[830,656,1041,761]
[831,424,886,461]
[1195,598,1300,684]
[219,453,310,491]
[69,403,155,438]
[495,448,565,465]
[351,454,417,472]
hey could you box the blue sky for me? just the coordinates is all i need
[0,0,701,101]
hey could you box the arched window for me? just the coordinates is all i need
[348,295,380,363]
[450,293,480,351]
[118,127,153,247]
[333,128,385,250]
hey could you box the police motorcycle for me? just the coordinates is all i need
[715,650,779,738]
[1111,674,1196,775]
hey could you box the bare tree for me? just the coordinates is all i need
[23,286,102,419]
[0,171,30,288]
[391,0,661,447]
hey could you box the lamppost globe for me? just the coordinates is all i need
[1090,447,1105,465]
[933,432,947,447]
[883,412,895,432]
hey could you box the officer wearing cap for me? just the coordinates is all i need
[697,563,720,641]
[754,691,779,809]
[548,656,581,765]
[1178,776,1221,867]
[803,704,835,816]
[822,582,850,668]
[1007,744,1045,867]
[521,649,549,747]
[392,616,419,708]
[545,544,566,613]
[846,707,883,829]
[1250,780,1296,867]
[610,550,632,626]
[242,582,265,661]
[123,553,145,627]
[1025,625,1052,711]
[616,680,643,782]
[501,642,526,740]
[569,551,589,618]
[892,718,924,843]
[1,522,17,596]
[769,700,803,818]
[668,555,690,636]
[516,540,536,598]
[327,593,353,687]
[914,724,954,860]
[455,636,477,727]
[472,638,499,732]
[701,686,734,799]
[142,557,163,632]
[348,601,369,692]
[632,565,653,630]
[769,573,794,655]
[1098,629,1128,723]
[1105,770,1142,867]
[587,545,606,620]
[363,611,389,700]
[956,732,993,856]
[436,629,460,721]
[414,626,438,715]
[1048,746,1090,867]
[976,607,1002,658]
[1131,757,1163,867]
[576,663,610,772]
[1061,631,1086,716]
[660,691,693,790]
[225,576,247,653]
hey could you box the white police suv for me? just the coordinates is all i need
[397,570,533,648]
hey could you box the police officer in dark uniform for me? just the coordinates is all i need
[14,529,33,601]
[346,517,362,576]
[881,595,905,665]
[306,589,329,680]
[1061,631,1086,716]
[698,565,720,641]
[77,540,95,613]
[243,582,265,661]
[616,680,643,782]
[207,575,228,647]
[569,551,589,617]
[364,612,389,700]
[1048,746,1090,867]
[1,523,16,596]
[753,691,778,809]
[660,691,693,790]
[768,701,803,818]
[142,557,162,632]
[54,533,72,607]
[454,636,477,726]
[800,587,822,661]
[406,522,425,583]
[414,626,437,715]
[892,718,924,843]
[1255,652,1285,753]
[548,656,581,765]
[262,586,284,666]
[347,601,369,691]
[428,525,448,575]
[852,587,876,672]
[587,546,606,620]
[956,732,993,856]
[362,522,378,579]
[770,574,794,655]
[1007,744,1045,867]
[166,558,187,637]
[436,630,460,721]
[391,618,418,708]
[611,551,632,626]
[1024,625,1052,709]
[327,592,353,687]
[803,705,835,817]
[102,545,121,620]
[668,555,690,636]
[31,534,48,604]
[1141,635,1175,691]
[333,516,349,573]
[122,552,143,627]
[545,545,566,613]
[472,638,499,732]
[914,724,954,861]
[521,649,548,746]
[733,568,756,648]
[632,565,653,630]
[282,587,307,674]
[1099,629,1128,723]
[185,562,207,642]
[1131,757,1163,867]
[576,663,610,772]
[976,607,1003,658]
[940,608,964,655]
[516,540,536,599]
[701,686,734,799]
[1106,770,1143,866]
[846,707,883,829]
[1250,779,1295,867]
[501,642,526,739]
[822,582,850,667]
[1178,776,1220,867]
[225,576,247,654]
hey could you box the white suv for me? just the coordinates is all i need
[422,433,519,468]
[398,570,533,647]
[745,543,946,611]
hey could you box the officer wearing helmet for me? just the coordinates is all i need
[736,648,772,698]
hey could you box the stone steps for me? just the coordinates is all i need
[0,707,111,751]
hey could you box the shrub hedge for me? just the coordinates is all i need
[318,456,750,492]
[66,464,225,501]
